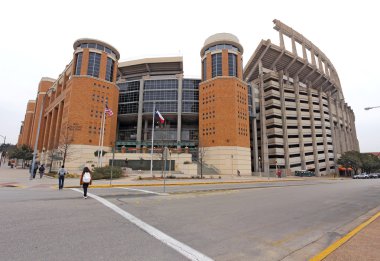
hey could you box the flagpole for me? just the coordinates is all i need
[150,102,155,176]
[99,104,107,167]
[97,104,105,167]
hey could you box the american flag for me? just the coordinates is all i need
[105,105,113,117]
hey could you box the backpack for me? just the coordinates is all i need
[83,172,91,183]
[39,166,45,172]
[59,168,66,176]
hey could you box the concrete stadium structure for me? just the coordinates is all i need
[244,20,359,176]
[17,20,359,175]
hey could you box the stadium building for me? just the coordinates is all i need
[18,20,359,175]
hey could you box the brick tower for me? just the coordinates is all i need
[199,33,251,175]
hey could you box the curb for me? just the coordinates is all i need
[310,211,380,261]
[63,178,304,189]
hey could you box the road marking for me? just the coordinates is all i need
[71,188,213,261]
[118,187,169,196]
[310,211,380,261]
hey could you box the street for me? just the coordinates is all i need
[1,168,380,260]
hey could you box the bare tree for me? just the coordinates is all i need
[198,142,206,179]
[57,123,81,166]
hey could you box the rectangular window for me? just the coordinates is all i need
[105,57,114,82]
[212,53,222,77]
[87,52,101,78]
[228,53,237,76]
[75,53,83,75]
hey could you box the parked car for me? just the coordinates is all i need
[354,173,370,179]
[369,173,379,179]
[295,170,315,177]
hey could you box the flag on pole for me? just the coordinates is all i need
[155,110,165,123]
[105,105,113,117]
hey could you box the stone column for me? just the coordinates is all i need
[136,79,144,148]
[177,75,183,148]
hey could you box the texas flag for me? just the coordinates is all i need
[155,110,165,124]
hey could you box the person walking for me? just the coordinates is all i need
[80,167,92,199]
[39,164,45,179]
[58,165,67,190]
[33,163,39,179]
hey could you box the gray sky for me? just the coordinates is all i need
[1,0,379,152]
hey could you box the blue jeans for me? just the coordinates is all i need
[58,176,65,189]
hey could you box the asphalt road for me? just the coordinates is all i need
[1,179,380,260]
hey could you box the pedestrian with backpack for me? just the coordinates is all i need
[39,164,45,179]
[57,165,67,190]
[80,167,92,199]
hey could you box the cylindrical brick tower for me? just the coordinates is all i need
[199,33,251,175]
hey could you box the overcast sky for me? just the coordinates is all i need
[0,0,379,152]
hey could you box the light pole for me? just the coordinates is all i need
[30,87,55,179]
[364,106,380,111]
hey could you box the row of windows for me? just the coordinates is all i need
[79,43,117,57]
[143,102,178,113]
[206,44,239,53]
[118,81,140,91]
[143,90,177,100]
[145,80,178,90]
[119,102,199,115]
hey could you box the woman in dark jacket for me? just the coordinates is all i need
[80,167,92,199]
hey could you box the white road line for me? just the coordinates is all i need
[118,187,169,196]
[71,188,213,261]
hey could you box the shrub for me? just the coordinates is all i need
[183,161,191,164]
[92,166,122,180]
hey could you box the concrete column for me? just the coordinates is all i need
[279,31,285,49]
[308,88,319,176]
[311,48,316,66]
[177,75,183,148]
[143,119,148,142]
[294,76,306,170]
[136,79,144,148]
[318,57,324,73]
[250,83,259,172]
[319,92,330,174]
[302,43,307,61]
[334,99,343,154]
[258,61,269,173]
[342,103,350,151]
[291,37,297,55]
[279,71,290,171]
[327,95,338,174]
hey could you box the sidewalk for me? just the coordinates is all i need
[312,211,380,261]
[1,164,379,260]
[0,164,303,188]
